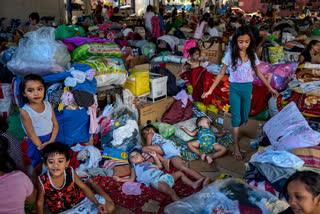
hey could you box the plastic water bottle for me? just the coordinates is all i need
[250,124,264,149]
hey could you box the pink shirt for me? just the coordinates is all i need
[0,171,33,214]
[194,21,207,39]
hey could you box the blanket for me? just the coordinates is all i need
[92,172,201,214]
[277,91,320,116]
[183,68,270,116]
[296,69,320,82]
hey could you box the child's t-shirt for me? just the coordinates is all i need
[0,171,33,214]
[133,161,163,187]
[222,51,260,83]
[39,166,86,213]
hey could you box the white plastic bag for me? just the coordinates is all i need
[7,27,71,76]
[0,83,13,119]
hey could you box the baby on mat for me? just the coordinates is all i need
[180,116,227,164]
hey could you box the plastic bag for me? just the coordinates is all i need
[55,24,86,40]
[71,42,121,62]
[165,178,287,214]
[7,27,71,76]
[104,95,141,151]
[80,57,128,88]
[124,70,150,96]
[268,46,285,64]
[0,83,13,119]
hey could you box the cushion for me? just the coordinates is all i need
[139,122,176,139]
[253,62,298,91]
[263,102,320,151]
[292,146,320,170]
[174,118,197,141]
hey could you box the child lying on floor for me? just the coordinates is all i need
[113,148,203,201]
[140,122,210,187]
[180,116,227,164]
[36,143,115,214]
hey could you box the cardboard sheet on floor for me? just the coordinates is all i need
[188,159,217,172]
[214,136,256,176]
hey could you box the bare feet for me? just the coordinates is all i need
[192,177,204,189]
[202,177,211,188]
[201,153,206,161]
[233,144,243,160]
[162,159,170,171]
[206,155,214,165]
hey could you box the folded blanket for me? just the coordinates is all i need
[296,69,320,82]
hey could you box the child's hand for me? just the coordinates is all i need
[112,176,120,181]
[97,203,107,214]
[37,141,52,150]
[104,200,115,214]
[180,126,185,130]
[148,151,157,158]
[269,88,279,98]
[202,90,212,99]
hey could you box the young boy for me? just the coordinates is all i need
[181,116,227,164]
[36,143,115,214]
[113,148,203,201]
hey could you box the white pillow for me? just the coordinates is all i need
[174,118,197,142]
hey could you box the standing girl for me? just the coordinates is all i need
[20,74,59,178]
[194,13,210,40]
[280,171,320,214]
[202,26,278,160]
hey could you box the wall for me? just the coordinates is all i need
[0,0,65,24]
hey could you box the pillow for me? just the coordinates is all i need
[263,102,320,151]
[139,122,176,139]
[292,146,320,170]
[253,62,298,91]
[174,118,197,142]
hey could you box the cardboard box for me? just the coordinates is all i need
[133,63,150,71]
[200,42,225,65]
[166,63,182,79]
[137,97,175,125]
[128,55,146,69]
[148,73,168,102]
[223,112,266,139]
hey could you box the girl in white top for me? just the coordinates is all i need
[207,18,219,37]
[20,74,58,177]
[194,13,210,40]
[143,5,155,32]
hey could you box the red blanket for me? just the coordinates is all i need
[92,173,201,214]
[184,68,270,116]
